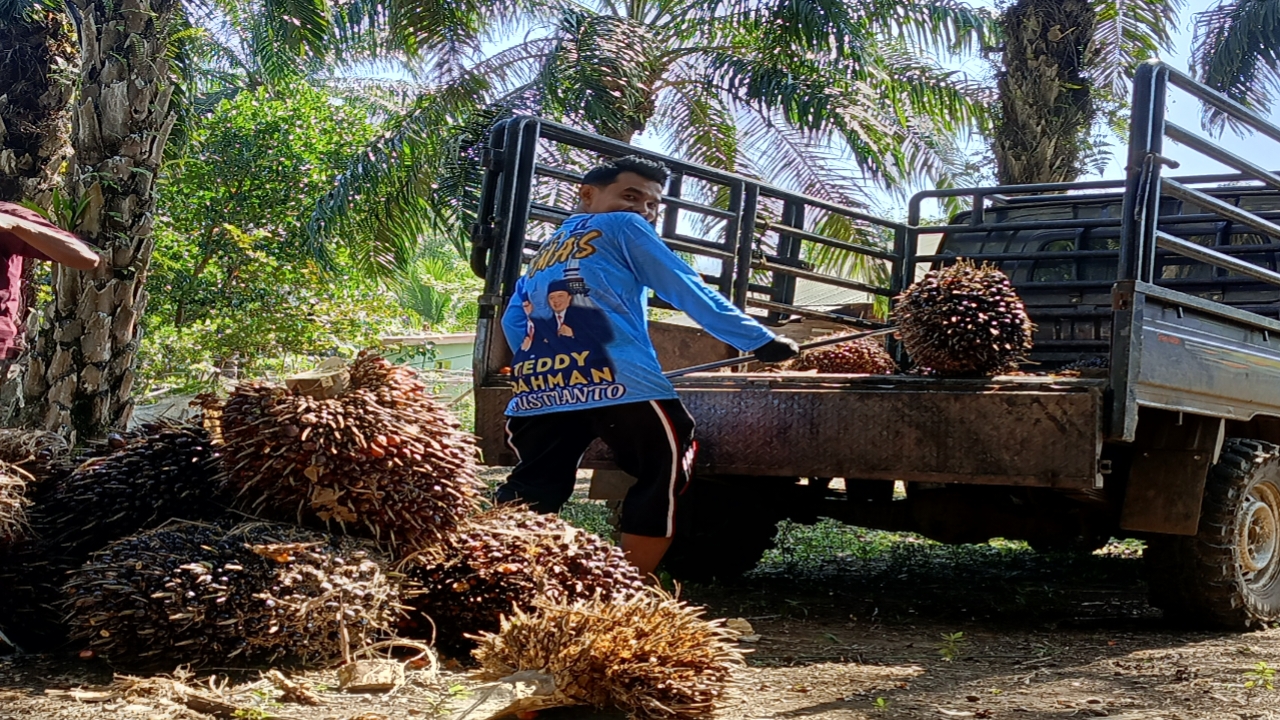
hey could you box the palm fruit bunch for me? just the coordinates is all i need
[0,422,226,651]
[1058,356,1109,374]
[64,521,400,669]
[472,589,744,720]
[0,430,73,551]
[0,462,34,550]
[0,429,72,481]
[893,259,1033,376]
[401,504,645,656]
[218,351,481,551]
[791,336,896,374]
[38,422,227,561]
[0,533,74,649]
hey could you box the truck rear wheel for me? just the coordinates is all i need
[659,475,793,583]
[1146,438,1280,629]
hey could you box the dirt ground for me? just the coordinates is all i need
[5,503,1280,720]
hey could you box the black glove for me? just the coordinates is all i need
[753,336,799,363]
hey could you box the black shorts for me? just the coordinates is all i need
[497,399,696,538]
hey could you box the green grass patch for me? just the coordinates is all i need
[560,498,616,539]
[755,518,1142,585]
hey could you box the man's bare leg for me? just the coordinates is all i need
[620,532,673,578]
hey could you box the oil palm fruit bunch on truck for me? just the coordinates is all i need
[791,335,897,374]
[894,259,1033,375]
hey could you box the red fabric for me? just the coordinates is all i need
[0,202,58,359]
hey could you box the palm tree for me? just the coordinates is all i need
[0,0,79,427]
[309,0,999,277]
[19,0,192,440]
[1191,0,1280,132]
[0,0,76,206]
[15,0,397,440]
[993,0,1181,185]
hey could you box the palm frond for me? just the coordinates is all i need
[1192,0,1280,133]
[734,108,872,211]
[855,0,999,55]
[1089,0,1181,100]
[261,0,331,55]
[539,10,666,139]
[307,79,531,277]
[732,109,893,290]
[651,78,739,171]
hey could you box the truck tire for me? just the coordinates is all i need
[659,475,793,583]
[1146,438,1280,629]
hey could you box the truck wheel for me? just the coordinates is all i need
[659,475,793,583]
[1146,439,1280,629]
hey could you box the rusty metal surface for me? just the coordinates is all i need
[476,375,1105,488]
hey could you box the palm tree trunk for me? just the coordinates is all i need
[994,0,1096,185]
[22,0,179,442]
[0,7,76,206]
[0,8,78,426]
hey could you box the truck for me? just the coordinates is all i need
[466,60,1280,629]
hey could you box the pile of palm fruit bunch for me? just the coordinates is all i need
[400,504,646,654]
[1,351,739,710]
[894,259,1033,376]
[473,589,745,720]
[0,422,228,650]
[217,351,482,551]
[789,334,897,374]
[64,520,398,669]
[38,423,227,560]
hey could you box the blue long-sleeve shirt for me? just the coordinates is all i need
[501,211,776,416]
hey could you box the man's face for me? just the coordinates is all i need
[548,291,571,312]
[579,171,664,223]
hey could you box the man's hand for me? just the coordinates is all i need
[753,336,799,363]
[558,324,574,338]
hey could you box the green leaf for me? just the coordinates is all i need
[1192,0,1280,133]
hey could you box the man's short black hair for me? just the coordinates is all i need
[582,155,670,188]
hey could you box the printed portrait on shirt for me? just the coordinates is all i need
[508,271,621,411]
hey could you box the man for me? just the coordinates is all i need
[498,155,798,577]
[0,203,100,362]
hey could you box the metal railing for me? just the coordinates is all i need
[469,116,904,330]
[1121,60,1280,294]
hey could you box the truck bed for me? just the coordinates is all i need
[475,374,1106,488]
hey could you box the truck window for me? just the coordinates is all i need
[1032,239,1076,282]
[1160,234,1216,279]
[1225,232,1277,277]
